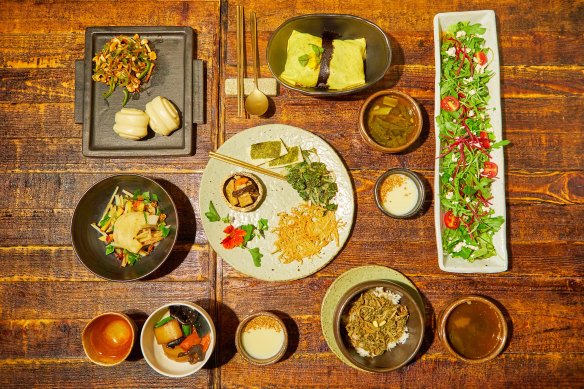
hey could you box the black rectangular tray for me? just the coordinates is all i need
[75,26,204,157]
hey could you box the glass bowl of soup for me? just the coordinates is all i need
[358,90,423,153]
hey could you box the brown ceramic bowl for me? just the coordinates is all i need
[82,312,137,366]
[333,280,425,372]
[221,172,264,213]
[235,311,288,366]
[438,295,508,363]
[358,90,423,153]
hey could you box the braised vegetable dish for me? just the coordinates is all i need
[153,305,211,364]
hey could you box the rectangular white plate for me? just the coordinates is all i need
[433,10,508,273]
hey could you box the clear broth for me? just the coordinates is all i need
[446,300,503,360]
[366,95,416,148]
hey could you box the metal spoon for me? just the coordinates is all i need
[244,11,269,116]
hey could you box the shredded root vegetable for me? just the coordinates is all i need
[271,203,344,264]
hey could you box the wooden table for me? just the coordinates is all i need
[1,0,582,387]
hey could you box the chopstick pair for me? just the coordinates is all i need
[209,151,287,181]
[236,6,246,118]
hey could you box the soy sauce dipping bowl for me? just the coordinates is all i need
[71,174,178,281]
[359,90,423,153]
[333,280,425,373]
[267,14,391,96]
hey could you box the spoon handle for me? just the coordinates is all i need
[251,11,259,87]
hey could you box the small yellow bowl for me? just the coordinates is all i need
[82,312,137,366]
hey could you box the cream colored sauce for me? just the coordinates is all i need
[380,174,419,216]
[113,212,146,253]
[241,327,285,360]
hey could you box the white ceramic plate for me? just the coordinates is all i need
[199,124,354,281]
[433,10,508,273]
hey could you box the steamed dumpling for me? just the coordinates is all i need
[113,108,149,140]
[145,96,180,136]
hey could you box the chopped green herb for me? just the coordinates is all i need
[221,215,231,224]
[151,193,159,202]
[239,224,256,247]
[142,192,151,202]
[105,244,115,255]
[133,189,141,200]
[143,212,148,223]
[205,201,221,222]
[98,214,110,228]
[249,247,263,267]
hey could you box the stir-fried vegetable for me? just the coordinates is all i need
[437,21,509,262]
[92,34,156,105]
[90,187,171,267]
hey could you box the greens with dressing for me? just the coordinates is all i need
[437,21,509,262]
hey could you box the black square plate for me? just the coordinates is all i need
[76,26,204,157]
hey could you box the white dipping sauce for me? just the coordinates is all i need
[379,173,419,216]
[241,316,285,360]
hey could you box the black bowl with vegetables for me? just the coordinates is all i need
[70,174,178,281]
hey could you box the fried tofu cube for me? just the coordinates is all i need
[238,192,254,207]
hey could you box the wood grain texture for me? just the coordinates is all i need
[0,0,583,387]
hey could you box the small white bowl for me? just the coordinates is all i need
[140,302,216,377]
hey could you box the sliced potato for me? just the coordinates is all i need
[154,319,183,344]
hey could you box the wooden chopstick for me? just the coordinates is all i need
[236,6,244,118]
[209,151,287,181]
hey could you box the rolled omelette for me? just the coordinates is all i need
[280,30,366,90]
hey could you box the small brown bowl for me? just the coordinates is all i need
[438,295,508,363]
[358,90,423,153]
[82,312,137,366]
[235,311,288,365]
[221,172,264,213]
[333,280,425,372]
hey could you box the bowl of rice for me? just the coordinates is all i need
[333,280,425,372]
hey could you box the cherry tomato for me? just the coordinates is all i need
[482,161,498,178]
[441,96,460,111]
[479,131,490,148]
[474,51,488,66]
[444,210,460,229]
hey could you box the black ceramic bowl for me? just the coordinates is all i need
[333,280,425,372]
[71,174,178,281]
[267,14,391,96]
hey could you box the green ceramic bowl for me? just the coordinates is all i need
[71,174,178,281]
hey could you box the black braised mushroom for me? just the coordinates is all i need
[178,344,205,364]
[165,336,185,349]
[169,305,199,326]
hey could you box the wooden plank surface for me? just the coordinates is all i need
[0,0,582,387]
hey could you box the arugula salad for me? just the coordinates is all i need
[437,21,509,262]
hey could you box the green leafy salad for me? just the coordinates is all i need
[437,21,509,262]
